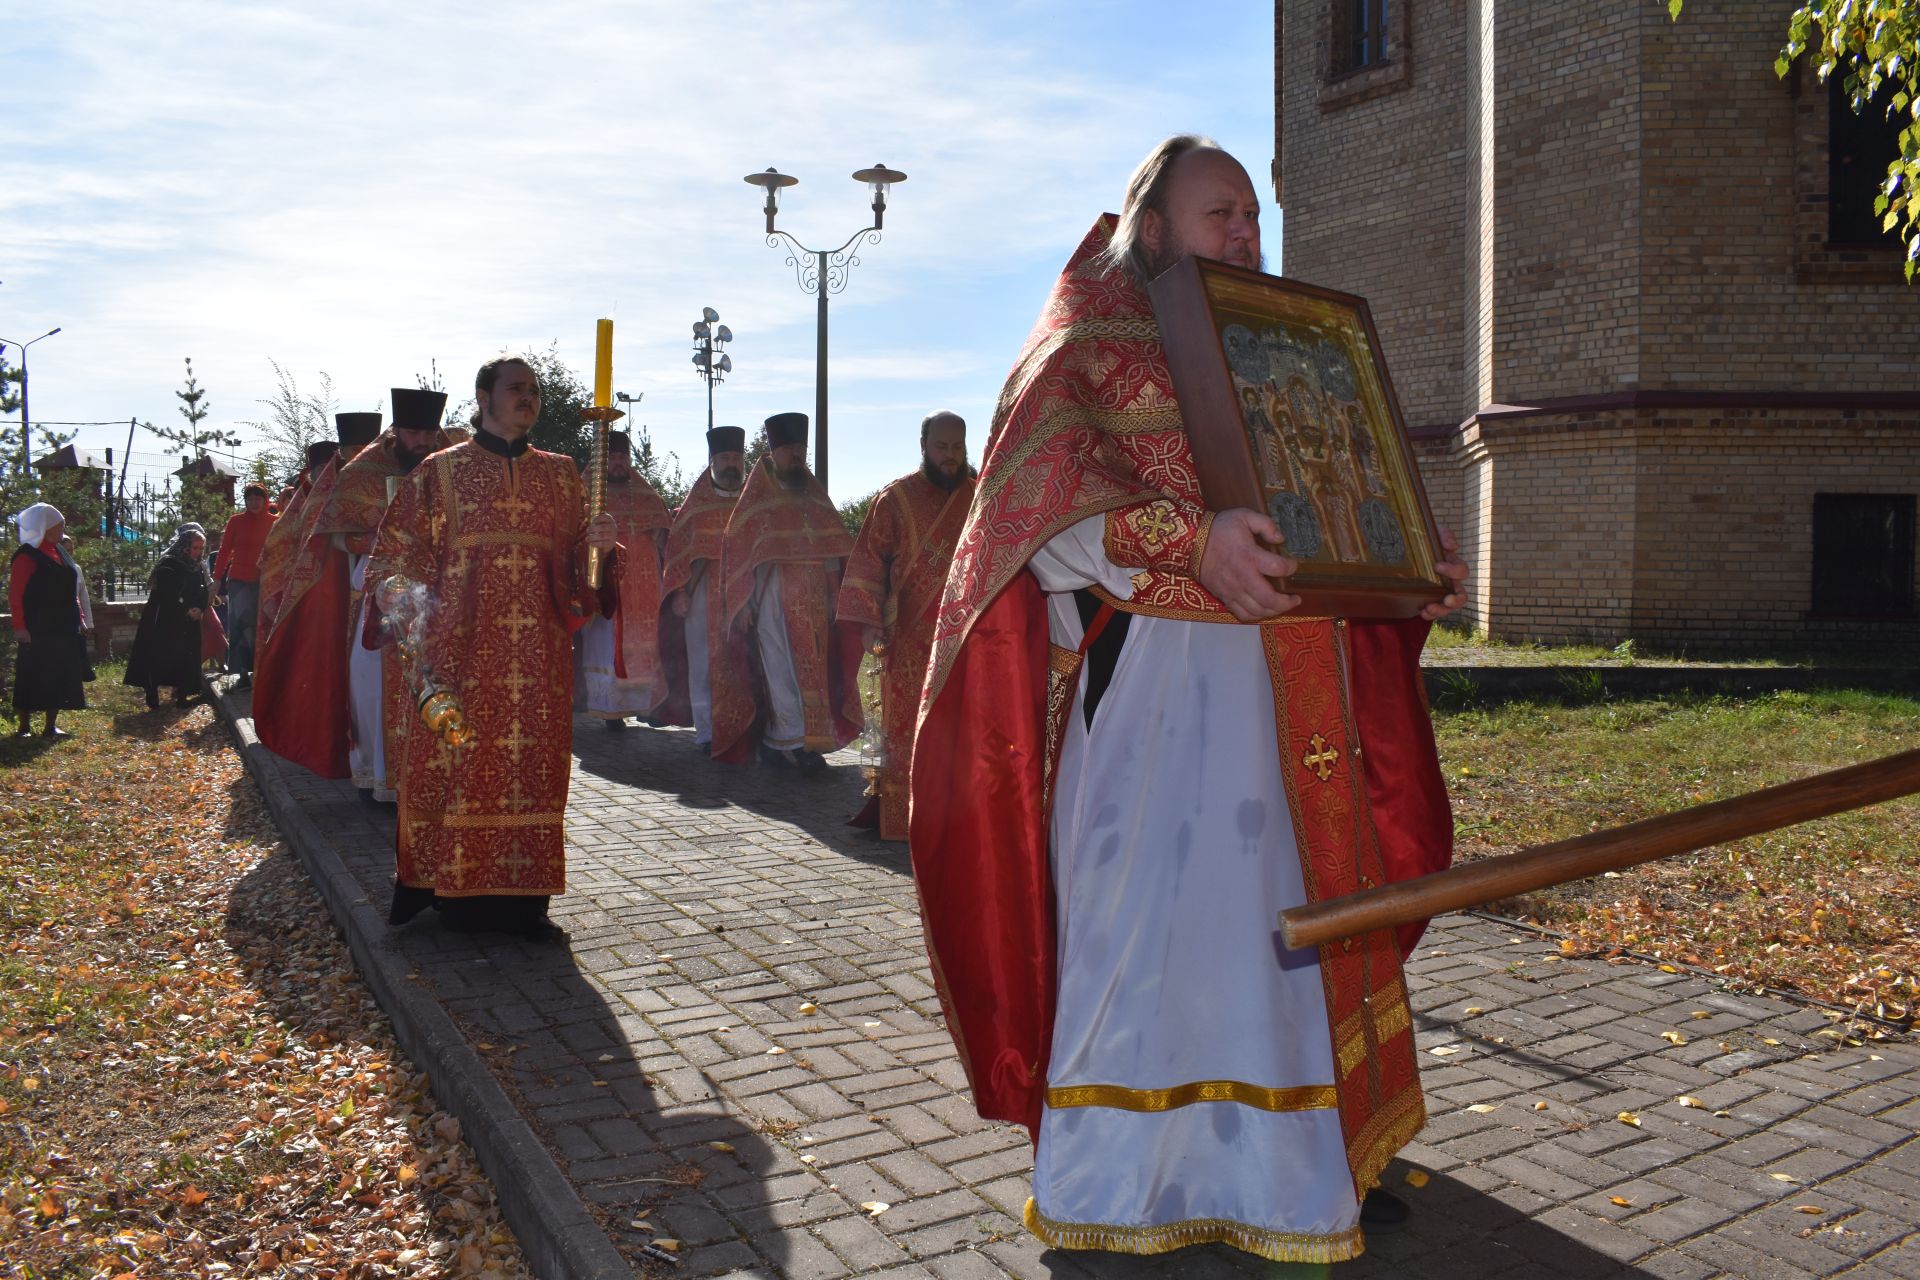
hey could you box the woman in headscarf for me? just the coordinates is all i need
[9,503,91,737]
[125,523,211,711]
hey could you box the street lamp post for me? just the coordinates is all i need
[689,308,734,435]
[1,327,62,467]
[744,164,906,493]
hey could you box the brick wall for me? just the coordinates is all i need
[1277,0,1472,430]
[1452,408,1920,645]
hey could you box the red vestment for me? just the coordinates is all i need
[833,470,976,840]
[319,430,461,793]
[253,454,354,779]
[710,461,861,763]
[368,439,610,900]
[255,469,313,634]
[908,218,1453,1201]
[586,473,671,711]
[653,474,738,727]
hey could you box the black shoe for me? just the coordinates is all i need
[1360,1188,1410,1233]
[42,727,71,740]
[695,739,712,756]
[522,917,569,944]
[233,675,252,691]
[145,689,161,712]
[603,718,628,731]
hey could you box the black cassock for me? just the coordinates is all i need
[10,544,89,713]
[125,556,208,693]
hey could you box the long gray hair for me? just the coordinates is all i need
[1092,133,1224,283]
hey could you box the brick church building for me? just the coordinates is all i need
[1273,0,1920,646]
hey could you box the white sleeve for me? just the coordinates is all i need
[1027,515,1137,598]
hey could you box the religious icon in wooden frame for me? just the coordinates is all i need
[1148,255,1449,619]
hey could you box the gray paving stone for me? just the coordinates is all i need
[229,694,1920,1280]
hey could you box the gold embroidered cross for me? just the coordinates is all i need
[500,608,538,644]
[494,545,537,579]
[498,721,534,765]
[498,493,534,522]
[1131,503,1180,552]
[1302,732,1341,783]
[501,662,534,702]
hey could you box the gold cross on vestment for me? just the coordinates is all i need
[1131,503,1181,552]
[497,493,535,522]
[498,720,534,766]
[1302,731,1341,783]
[494,545,538,580]
[500,608,538,644]
[501,662,534,703]
[500,838,535,882]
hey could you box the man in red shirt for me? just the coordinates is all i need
[211,482,276,686]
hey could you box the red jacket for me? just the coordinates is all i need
[212,508,277,584]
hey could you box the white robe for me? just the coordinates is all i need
[581,614,652,719]
[346,552,392,800]
[751,563,807,751]
[1026,517,1359,1260]
[685,572,714,744]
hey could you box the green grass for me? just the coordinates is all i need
[1434,687,1920,1007]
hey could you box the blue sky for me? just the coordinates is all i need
[5,1,1276,502]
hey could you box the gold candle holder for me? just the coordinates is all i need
[580,404,626,589]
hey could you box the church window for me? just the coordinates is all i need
[1335,0,1391,76]
[1811,493,1916,618]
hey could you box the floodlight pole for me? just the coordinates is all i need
[2,327,61,468]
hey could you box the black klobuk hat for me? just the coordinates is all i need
[390,388,448,432]
[764,412,809,449]
[707,426,746,456]
[305,441,340,469]
[335,412,383,447]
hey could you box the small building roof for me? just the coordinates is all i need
[33,444,115,471]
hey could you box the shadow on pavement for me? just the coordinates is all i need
[388,912,797,1276]
[572,715,913,878]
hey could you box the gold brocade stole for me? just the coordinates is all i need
[884,481,971,630]
[1042,591,1424,1201]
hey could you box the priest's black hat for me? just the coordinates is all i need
[390,388,448,432]
[335,412,383,447]
[764,412,809,449]
[305,441,340,470]
[608,429,633,455]
[707,426,746,457]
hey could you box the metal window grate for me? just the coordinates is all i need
[1811,493,1916,618]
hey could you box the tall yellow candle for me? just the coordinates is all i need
[592,318,614,408]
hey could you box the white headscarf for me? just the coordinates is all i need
[16,503,63,548]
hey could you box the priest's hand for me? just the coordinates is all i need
[1198,508,1301,622]
[586,513,618,551]
[1420,526,1470,622]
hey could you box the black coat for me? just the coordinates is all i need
[11,544,89,713]
[124,556,208,691]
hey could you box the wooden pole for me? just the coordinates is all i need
[1277,748,1920,951]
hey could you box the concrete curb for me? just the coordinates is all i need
[207,678,635,1280]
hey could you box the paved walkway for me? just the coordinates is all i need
[216,687,1920,1279]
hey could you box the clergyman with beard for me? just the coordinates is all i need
[318,387,460,803]
[710,412,860,772]
[655,427,746,752]
[832,410,975,840]
[907,135,1469,1264]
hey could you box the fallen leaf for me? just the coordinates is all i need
[798,1003,818,1014]
[179,1185,208,1207]
[1533,1101,1549,1111]
[1676,1096,1703,1109]
[1404,1169,1429,1188]
[1794,1205,1824,1214]
[1713,1110,1733,1118]
[799,1154,817,1164]
[861,1201,891,1216]
[1661,1031,1688,1045]
[652,1239,681,1252]
[1616,1112,1641,1127]
[1428,1045,1461,1057]
[1658,964,1679,973]
[1689,1011,1711,1020]
[397,1163,418,1184]
[1762,1037,1783,1046]
[20,1078,39,1093]
[766,1047,787,1056]
[1770,1173,1798,1183]
[1466,1104,1498,1113]
[1463,1007,1484,1016]
[708,1141,736,1153]
[1609,1196,1633,1207]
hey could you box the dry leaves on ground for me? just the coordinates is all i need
[0,677,532,1278]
